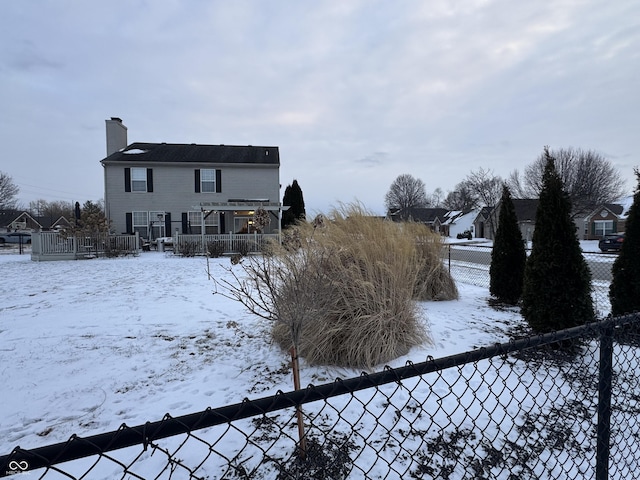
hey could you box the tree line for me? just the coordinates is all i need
[385,146,627,216]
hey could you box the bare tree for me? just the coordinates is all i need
[443,182,478,211]
[429,187,445,207]
[213,220,334,459]
[0,171,19,209]
[385,174,429,217]
[517,147,626,214]
[442,168,503,212]
[464,168,503,209]
[29,199,74,220]
[505,170,529,199]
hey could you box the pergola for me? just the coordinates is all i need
[195,200,288,235]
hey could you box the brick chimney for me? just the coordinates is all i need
[105,117,128,156]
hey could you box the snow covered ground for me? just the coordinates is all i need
[1,251,516,451]
[0,241,628,478]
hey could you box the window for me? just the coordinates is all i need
[132,211,149,237]
[195,169,221,193]
[131,167,147,192]
[201,169,216,192]
[594,220,614,237]
[187,211,218,234]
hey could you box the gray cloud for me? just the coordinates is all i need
[0,0,638,214]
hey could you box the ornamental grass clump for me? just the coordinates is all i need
[268,205,456,368]
[218,204,458,369]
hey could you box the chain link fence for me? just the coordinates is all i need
[444,244,617,317]
[3,313,640,479]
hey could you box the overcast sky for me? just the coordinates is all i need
[1,1,638,215]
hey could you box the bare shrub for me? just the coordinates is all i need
[207,241,225,258]
[218,204,459,369]
[179,241,199,257]
[236,239,251,257]
[270,206,456,368]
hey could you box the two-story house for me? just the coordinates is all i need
[101,118,283,239]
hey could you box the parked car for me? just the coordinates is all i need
[0,232,32,244]
[598,233,624,252]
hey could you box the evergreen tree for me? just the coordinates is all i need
[75,200,110,235]
[282,179,306,228]
[521,147,595,332]
[490,185,526,305]
[610,169,640,316]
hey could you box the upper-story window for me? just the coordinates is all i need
[195,169,221,193]
[201,169,216,192]
[131,168,147,192]
[125,167,153,193]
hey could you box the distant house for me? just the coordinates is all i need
[100,118,284,239]
[440,210,478,238]
[0,210,72,232]
[579,203,627,240]
[388,207,448,234]
[484,199,539,242]
[472,206,494,239]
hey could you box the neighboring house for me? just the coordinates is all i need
[472,206,494,239]
[579,204,626,240]
[388,207,448,234]
[441,210,479,238]
[100,118,283,239]
[0,210,72,232]
[484,199,539,242]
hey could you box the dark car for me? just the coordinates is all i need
[0,232,32,245]
[598,233,624,252]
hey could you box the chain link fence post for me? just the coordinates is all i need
[596,322,614,480]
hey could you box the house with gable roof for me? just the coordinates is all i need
[579,202,628,240]
[482,199,539,242]
[441,210,479,238]
[100,118,284,239]
[1,210,72,232]
[387,207,448,234]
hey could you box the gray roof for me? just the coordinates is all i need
[391,207,448,224]
[100,142,280,165]
[511,199,539,223]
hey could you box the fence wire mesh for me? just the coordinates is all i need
[3,314,640,479]
[445,244,617,317]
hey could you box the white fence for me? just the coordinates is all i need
[31,232,141,261]
[174,233,280,255]
[29,232,280,260]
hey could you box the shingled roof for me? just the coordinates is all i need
[100,142,280,165]
[390,207,448,224]
[511,199,539,223]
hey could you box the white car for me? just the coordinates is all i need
[0,232,32,244]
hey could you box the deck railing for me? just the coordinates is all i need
[174,232,280,255]
[30,232,141,261]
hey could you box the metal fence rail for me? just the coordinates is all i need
[3,314,640,479]
[445,244,617,317]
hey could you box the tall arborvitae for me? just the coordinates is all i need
[490,185,526,305]
[610,169,640,316]
[282,179,306,229]
[521,147,595,332]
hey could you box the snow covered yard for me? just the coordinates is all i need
[1,251,515,454]
[1,248,637,478]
